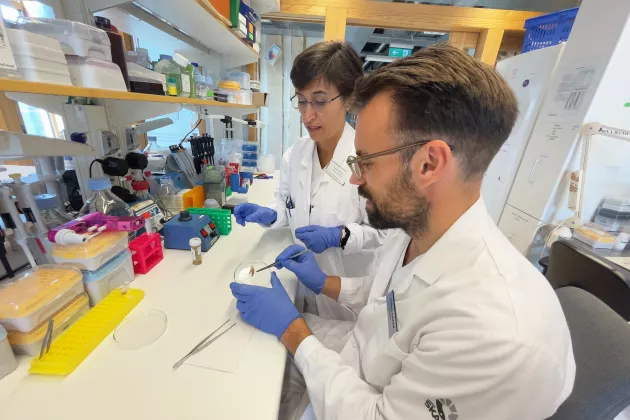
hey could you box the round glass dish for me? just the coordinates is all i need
[234,260,270,287]
[113,309,167,349]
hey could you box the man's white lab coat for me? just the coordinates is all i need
[294,199,576,420]
[269,122,386,321]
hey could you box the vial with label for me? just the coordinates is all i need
[190,237,202,265]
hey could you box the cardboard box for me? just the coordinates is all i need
[252,92,268,107]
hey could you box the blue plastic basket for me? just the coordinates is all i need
[522,7,579,53]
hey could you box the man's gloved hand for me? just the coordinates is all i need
[295,225,343,253]
[230,272,299,338]
[275,244,326,294]
[234,203,277,226]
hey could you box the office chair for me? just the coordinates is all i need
[545,240,630,321]
[548,287,630,420]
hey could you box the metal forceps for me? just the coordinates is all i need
[173,319,237,370]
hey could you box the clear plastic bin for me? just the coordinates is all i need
[82,250,134,306]
[17,17,112,61]
[593,197,630,232]
[0,265,84,332]
[66,56,127,91]
[52,232,129,271]
[227,72,250,90]
[8,293,89,356]
[0,325,17,380]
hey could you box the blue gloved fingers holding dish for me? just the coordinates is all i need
[274,245,326,294]
[295,225,343,253]
[230,272,299,338]
[234,203,277,227]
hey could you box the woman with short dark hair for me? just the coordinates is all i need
[234,41,386,323]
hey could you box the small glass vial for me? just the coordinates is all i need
[190,237,202,265]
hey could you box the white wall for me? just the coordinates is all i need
[260,32,323,168]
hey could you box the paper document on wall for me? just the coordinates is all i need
[547,57,601,121]
[605,256,630,271]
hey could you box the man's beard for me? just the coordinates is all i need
[359,169,430,237]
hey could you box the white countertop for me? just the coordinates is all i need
[0,172,296,420]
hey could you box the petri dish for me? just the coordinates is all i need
[233,260,270,287]
[113,309,167,349]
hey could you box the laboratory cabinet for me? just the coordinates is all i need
[497,205,543,254]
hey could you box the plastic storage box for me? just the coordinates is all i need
[573,223,617,249]
[17,17,112,61]
[8,29,72,85]
[593,197,630,232]
[82,250,134,306]
[522,7,579,53]
[8,293,89,356]
[227,71,250,90]
[66,56,127,91]
[52,231,129,271]
[0,265,83,332]
[128,233,163,274]
[0,325,17,380]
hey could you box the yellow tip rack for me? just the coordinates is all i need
[29,288,144,376]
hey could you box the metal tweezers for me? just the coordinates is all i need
[39,319,54,360]
[173,319,236,370]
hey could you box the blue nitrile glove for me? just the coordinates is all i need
[295,225,343,253]
[230,272,299,338]
[275,244,326,294]
[234,203,277,227]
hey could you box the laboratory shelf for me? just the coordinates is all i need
[118,0,259,69]
[0,131,98,158]
[0,79,258,110]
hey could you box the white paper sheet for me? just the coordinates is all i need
[184,320,254,373]
[605,256,630,271]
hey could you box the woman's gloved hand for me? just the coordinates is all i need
[234,203,277,226]
[295,225,343,253]
[275,245,326,294]
[230,272,300,338]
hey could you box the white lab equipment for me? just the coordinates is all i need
[65,55,127,91]
[7,29,72,85]
[0,324,17,379]
[0,264,83,332]
[7,292,89,356]
[495,0,630,254]
[51,231,129,271]
[482,44,565,223]
[81,250,134,306]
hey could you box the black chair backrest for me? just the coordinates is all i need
[549,287,630,420]
[546,240,630,321]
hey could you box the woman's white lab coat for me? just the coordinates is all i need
[269,122,385,321]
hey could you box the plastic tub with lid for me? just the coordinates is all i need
[17,17,112,61]
[227,72,250,91]
[0,325,17,380]
[218,80,241,90]
[65,55,127,91]
[52,231,129,271]
[7,293,89,356]
[82,249,134,306]
[8,29,73,85]
[0,265,84,332]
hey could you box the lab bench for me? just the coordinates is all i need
[0,173,297,420]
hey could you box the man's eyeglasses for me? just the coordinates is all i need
[291,94,342,114]
[346,140,455,180]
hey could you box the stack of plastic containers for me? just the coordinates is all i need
[7,29,72,85]
[0,265,86,356]
[241,142,258,172]
[52,232,134,306]
[203,166,226,206]
[17,17,127,90]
